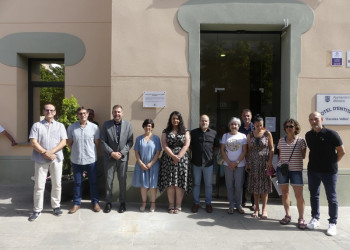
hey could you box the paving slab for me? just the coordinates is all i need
[1,184,350,250]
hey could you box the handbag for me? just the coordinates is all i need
[217,133,227,165]
[279,138,298,176]
[264,133,275,177]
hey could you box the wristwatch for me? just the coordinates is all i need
[236,160,240,164]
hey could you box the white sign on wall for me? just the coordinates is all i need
[316,94,350,125]
[265,117,276,132]
[331,50,343,66]
[143,91,166,108]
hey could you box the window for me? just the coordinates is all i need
[28,58,65,135]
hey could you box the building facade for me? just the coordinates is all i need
[1,0,349,204]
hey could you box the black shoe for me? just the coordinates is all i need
[103,202,112,213]
[118,203,126,213]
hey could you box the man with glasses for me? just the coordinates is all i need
[67,107,100,214]
[306,112,346,236]
[101,105,133,213]
[28,104,67,221]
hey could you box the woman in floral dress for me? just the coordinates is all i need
[158,111,192,214]
[246,115,274,219]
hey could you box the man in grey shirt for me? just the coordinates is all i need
[28,104,67,221]
[67,107,100,214]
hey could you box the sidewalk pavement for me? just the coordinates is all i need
[1,183,350,250]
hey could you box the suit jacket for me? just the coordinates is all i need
[101,119,133,162]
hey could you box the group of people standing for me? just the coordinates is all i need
[27,103,345,236]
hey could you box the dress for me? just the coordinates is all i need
[158,130,192,193]
[132,134,161,188]
[247,131,272,194]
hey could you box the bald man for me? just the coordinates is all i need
[305,112,345,236]
[190,115,219,213]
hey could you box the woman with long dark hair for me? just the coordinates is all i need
[158,111,192,214]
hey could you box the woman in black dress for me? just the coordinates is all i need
[158,111,192,214]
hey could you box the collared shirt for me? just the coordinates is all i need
[67,121,100,165]
[238,122,254,136]
[114,120,122,143]
[190,127,219,167]
[306,127,343,174]
[29,119,68,163]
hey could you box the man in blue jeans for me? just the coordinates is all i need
[67,107,101,213]
[305,112,345,236]
[190,115,219,213]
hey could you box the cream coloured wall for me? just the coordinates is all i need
[299,0,350,169]
[0,0,112,157]
[111,0,190,164]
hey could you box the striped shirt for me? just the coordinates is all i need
[277,136,306,171]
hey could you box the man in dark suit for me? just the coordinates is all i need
[101,105,133,213]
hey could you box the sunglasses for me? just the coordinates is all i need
[45,109,55,112]
[285,125,294,129]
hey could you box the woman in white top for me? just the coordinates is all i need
[220,117,247,214]
[277,118,307,229]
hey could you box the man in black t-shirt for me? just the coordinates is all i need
[190,115,219,213]
[305,112,345,236]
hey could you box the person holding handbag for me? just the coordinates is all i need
[277,119,307,229]
[246,115,274,219]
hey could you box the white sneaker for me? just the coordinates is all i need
[326,223,337,236]
[307,217,320,230]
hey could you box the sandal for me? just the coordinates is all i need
[237,207,245,214]
[280,215,291,225]
[227,207,234,214]
[174,207,181,214]
[168,203,175,214]
[297,218,307,229]
[251,210,260,218]
[139,201,147,212]
[150,202,156,213]
[261,210,268,220]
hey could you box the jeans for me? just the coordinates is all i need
[307,170,338,224]
[33,161,62,212]
[192,164,213,205]
[72,162,99,205]
[224,166,245,208]
[277,168,303,186]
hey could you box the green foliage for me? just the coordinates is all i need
[58,95,79,128]
[58,95,80,176]
[39,64,65,118]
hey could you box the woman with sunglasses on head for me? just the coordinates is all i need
[277,118,307,229]
[246,114,274,219]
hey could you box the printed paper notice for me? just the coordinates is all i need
[143,91,166,108]
[265,117,276,132]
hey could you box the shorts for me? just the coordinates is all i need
[276,167,303,186]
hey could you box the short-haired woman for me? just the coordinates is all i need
[220,117,247,214]
[132,119,161,212]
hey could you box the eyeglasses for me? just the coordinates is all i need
[285,125,294,129]
[78,112,87,116]
[45,109,55,112]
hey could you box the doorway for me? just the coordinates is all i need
[200,31,281,142]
